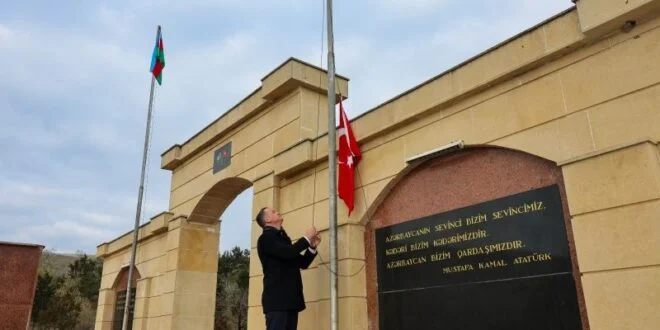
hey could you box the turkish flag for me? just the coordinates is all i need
[337,96,361,215]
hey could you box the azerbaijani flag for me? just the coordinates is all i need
[150,28,165,85]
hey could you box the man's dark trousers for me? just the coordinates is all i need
[266,311,298,330]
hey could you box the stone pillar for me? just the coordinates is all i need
[161,216,220,329]
[561,141,660,330]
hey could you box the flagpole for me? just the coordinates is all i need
[325,1,339,330]
[122,25,160,330]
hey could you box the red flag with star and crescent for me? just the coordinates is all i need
[337,96,361,215]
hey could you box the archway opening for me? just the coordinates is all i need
[191,177,253,330]
[112,267,141,330]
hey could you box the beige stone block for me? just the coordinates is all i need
[562,142,660,215]
[561,25,660,112]
[472,73,565,143]
[107,233,134,256]
[494,28,547,75]
[293,166,330,203]
[297,301,318,330]
[168,217,183,230]
[162,271,176,294]
[456,52,496,93]
[168,196,200,220]
[137,237,167,265]
[543,11,584,52]
[238,158,273,186]
[166,250,179,272]
[311,175,392,230]
[101,254,125,275]
[403,109,474,160]
[300,88,327,139]
[137,256,166,278]
[252,174,276,195]
[173,292,215,318]
[279,204,315,239]
[160,292,174,316]
[95,303,113,322]
[589,84,660,150]
[248,306,266,330]
[249,247,262,276]
[243,133,275,172]
[134,297,149,319]
[573,199,660,272]
[582,266,660,330]
[273,119,300,155]
[315,259,366,300]
[136,278,151,299]
[252,188,276,217]
[167,228,181,251]
[492,110,596,163]
[97,289,115,306]
[248,275,263,307]
[576,0,660,37]
[359,137,406,186]
[147,295,161,318]
[606,12,660,46]
[100,272,118,290]
[316,297,368,330]
[146,275,159,297]
[557,111,596,160]
[492,120,561,161]
[251,221,261,250]
[159,315,173,330]
[279,173,315,214]
[176,270,217,295]
[234,92,299,150]
[172,315,214,330]
[178,249,218,273]
[95,321,113,330]
[180,225,219,252]
[273,140,313,176]
[299,266,321,303]
[312,224,365,263]
[132,317,146,330]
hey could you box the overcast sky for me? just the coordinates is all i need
[0,1,573,254]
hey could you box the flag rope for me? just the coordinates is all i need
[308,0,369,278]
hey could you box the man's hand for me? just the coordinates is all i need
[305,226,318,243]
[310,234,321,248]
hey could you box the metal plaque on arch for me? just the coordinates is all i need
[213,142,231,174]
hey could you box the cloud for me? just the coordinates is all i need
[0,23,14,43]
[376,0,449,17]
[0,0,573,254]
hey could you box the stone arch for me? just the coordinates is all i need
[363,145,589,330]
[111,266,142,330]
[188,177,253,224]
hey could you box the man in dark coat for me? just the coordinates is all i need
[256,206,320,330]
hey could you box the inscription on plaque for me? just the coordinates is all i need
[375,185,582,330]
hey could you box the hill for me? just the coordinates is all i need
[39,250,84,276]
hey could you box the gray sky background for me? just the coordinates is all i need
[0,0,573,254]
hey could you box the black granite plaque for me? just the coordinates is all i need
[375,185,582,330]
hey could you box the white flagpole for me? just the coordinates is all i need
[325,1,339,330]
[122,25,160,330]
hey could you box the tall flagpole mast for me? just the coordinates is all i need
[325,1,339,330]
[122,25,160,330]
